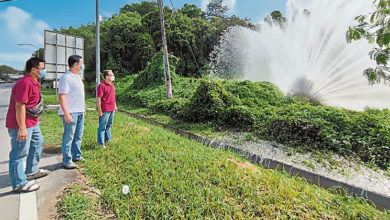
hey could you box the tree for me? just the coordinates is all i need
[120,1,157,16]
[0,65,20,73]
[264,10,286,27]
[100,12,155,77]
[178,4,206,19]
[32,48,44,59]
[348,0,390,84]
[0,65,21,79]
[206,0,229,18]
[56,2,253,81]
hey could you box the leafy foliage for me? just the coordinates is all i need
[132,51,179,89]
[101,11,155,78]
[206,0,229,18]
[116,57,390,169]
[264,10,287,27]
[348,0,390,84]
[57,2,252,92]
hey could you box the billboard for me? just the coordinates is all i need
[44,30,84,80]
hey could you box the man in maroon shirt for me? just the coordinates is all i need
[97,70,117,147]
[6,57,49,192]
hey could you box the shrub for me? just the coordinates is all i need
[116,61,390,169]
[133,51,179,89]
[182,79,240,123]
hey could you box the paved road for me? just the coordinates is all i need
[0,83,19,220]
[0,83,79,220]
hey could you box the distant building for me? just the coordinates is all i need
[8,73,24,80]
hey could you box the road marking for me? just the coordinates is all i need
[19,180,38,220]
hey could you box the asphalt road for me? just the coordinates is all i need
[0,83,79,220]
[0,83,19,220]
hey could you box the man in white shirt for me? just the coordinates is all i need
[58,55,86,169]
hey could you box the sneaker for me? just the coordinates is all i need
[63,161,77,169]
[26,169,50,180]
[13,181,40,193]
[72,156,86,162]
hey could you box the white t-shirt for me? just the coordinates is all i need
[58,70,85,115]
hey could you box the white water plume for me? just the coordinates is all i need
[211,0,390,111]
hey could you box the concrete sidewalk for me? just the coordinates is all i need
[0,152,79,220]
[36,153,79,220]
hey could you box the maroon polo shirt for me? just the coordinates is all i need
[97,81,116,112]
[6,74,40,129]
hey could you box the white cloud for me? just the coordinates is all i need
[0,6,49,69]
[0,52,33,70]
[101,10,113,19]
[0,6,49,46]
[201,0,237,12]
[0,53,31,63]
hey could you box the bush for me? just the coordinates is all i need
[182,79,240,123]
[133,51,179,89]
[116,59,390,169]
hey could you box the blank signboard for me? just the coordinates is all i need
[44,30,84,80]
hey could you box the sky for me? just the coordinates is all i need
[0,0,286,70]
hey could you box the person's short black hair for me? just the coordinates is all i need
[68,55,82,68]
[103,70,111,78]
[25,57,45,73]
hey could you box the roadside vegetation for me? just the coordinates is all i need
[38,0,390,217]
[39,110,389,219]
[114,53,390,170]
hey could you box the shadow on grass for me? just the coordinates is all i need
[43,143,61,154]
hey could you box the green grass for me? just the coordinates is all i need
[57,183,109,219]
[40,109,62,153]
[87,97,226,139]
[41,88,59,105]
[39,109,390,219]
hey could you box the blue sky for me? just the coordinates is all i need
[0,0,286,70]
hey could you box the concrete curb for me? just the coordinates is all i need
[45,104,95,111]
[119,109,390,211]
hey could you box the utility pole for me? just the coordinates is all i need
[96,0,100,97]
[157,0,173,99]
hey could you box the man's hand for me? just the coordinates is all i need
[114,107,118,112]
[64,113,73,123]
[84,110,87,116]
[17,128,28,142]
[98,111,103,117]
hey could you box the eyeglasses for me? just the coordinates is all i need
[33,66,45,71]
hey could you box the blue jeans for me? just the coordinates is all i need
[60,112,84,164]
[97,111,115,145]
[8,123,44,189]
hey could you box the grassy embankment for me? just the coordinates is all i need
[39,109,390,219]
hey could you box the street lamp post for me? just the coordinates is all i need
[17,43,41,58]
